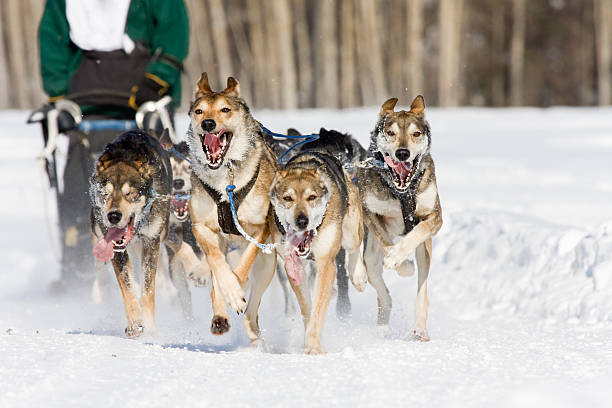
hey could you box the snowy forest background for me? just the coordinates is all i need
[1,0,611,110]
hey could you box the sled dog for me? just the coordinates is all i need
[269,151,365,354]
[357,95,442,341]
[187,72,278,342]
[163,134,211,318]
[265,128,367,318]
[90,130,172,337]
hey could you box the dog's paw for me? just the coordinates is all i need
[211,315,230,335]
[219,276,247,313]
[396,259,415,277]
[384,244,410,270]
[304,345,325,355]
[376,324,391,338]
[187,260,211,287]
[125,321,145,338]
[412,327,430,342]
[350,261,368,292]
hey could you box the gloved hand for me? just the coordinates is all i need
[129,73,169,110]
[57,110,77,132]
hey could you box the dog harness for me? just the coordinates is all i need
[199,165,260,235]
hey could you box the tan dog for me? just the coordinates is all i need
[186,73,278,344]
[270,152,365,354]
[90,130,172,337]
[357,95,442,341]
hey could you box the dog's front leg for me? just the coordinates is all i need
[383,211,441,270]
[243,251,276,346]
[233,224,269,284]
[192,222,246,313]
[141,236,161,333]
[413,238,432,341]
[111,251,143,337]
[304,257,336,355]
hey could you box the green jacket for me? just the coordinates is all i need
[39,0,189,114]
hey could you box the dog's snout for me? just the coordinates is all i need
[107,211,122,225]
[202,119,216,132]
[295,213,309,231]
[173,179,185,190]
[395,148,411,162]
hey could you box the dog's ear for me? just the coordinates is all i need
[410,95,426,115]
[158,128,173,150]
[287,128,302,137]
[380,98,398,117]
[196,72,213,97]
[222,77,240,97]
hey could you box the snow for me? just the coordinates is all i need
[1,107,612,407]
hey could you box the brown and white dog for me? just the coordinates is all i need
[186,73,279,344]
[90,130,172,337]
[356,95,443,341]
[269,151,365,354]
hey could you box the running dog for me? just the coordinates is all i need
[265,127,367,318]
[187,72,278,343]
[357,95,442,341]
[270,151,365,354]
[90,130,172,337]
[162,133,211,319]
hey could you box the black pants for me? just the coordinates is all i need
[57,129,122,286]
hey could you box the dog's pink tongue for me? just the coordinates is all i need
[384,155,410,178]
[172,198,188,210]
[284,251,303,286]
[284,230,306,286]
[92,227,126,263]
[204,133,222,157]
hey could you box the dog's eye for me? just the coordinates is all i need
[194,108,203,115]
[413,131,422,137]
[307,194,317,201]
[221,107,231,113]
[282,195,293,202]
[386,130,395,137]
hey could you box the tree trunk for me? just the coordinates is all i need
[340,0,357,107]
[356,0,386,106]
[274,0,297,109]
[263,0,281,109]
[510,0,526,106]
[594,0,611,105]
[388,0,404,97]
[314,0,338,108]
[491,3,505,106]
[247,0,268,108]
[0,3,10,109]
[293,0,312,108]
[5,0,29,108]
[407,0,425,97]
[207,0,233,85]
[438,0,464,107]
[227,0,254,104]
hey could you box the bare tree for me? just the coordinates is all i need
[293,0,313,108]
[594,0,611,105]
[227,1,254,104]
[491,2,506,106]
[356,0,387,105]
[247,0,269,108]
[510,0,526,106]
[407,0,425,97]
[274,0,297,109]
[0,3,10,109]
[438,0,464,106]
[5,0,29,108]
[207,0,234,84]
[314,0,338,108]
[340,0,357,107]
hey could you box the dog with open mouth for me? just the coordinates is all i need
[89,130,172,338]
[357,95,443,341]
[186,72,279,343]
[160,132,211,319]
[269,151,365,354]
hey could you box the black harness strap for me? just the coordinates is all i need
[199,165,260,235]
[391,169,424,235]
[273,209,286,236]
